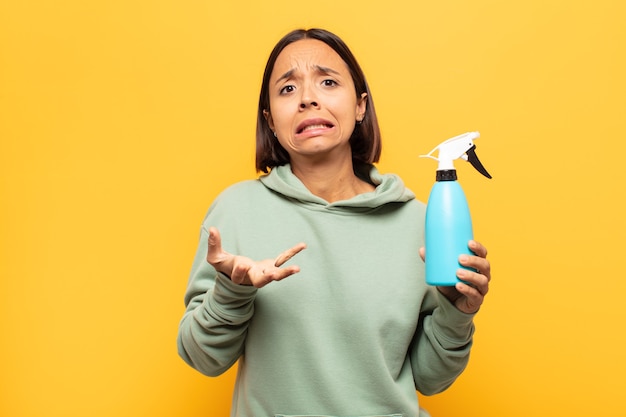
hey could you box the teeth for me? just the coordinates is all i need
[302,124,327,131]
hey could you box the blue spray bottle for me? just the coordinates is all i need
[420,132,492,286]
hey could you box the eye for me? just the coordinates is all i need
[279,85,296,95]
[322,79,338,87]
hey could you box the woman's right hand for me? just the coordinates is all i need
[206,226,307,288]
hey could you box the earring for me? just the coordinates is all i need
[273,131,277,137]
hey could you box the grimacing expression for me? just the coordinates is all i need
[264,39,367,163]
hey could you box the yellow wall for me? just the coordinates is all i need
[2,1,625,416]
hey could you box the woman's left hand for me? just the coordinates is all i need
[420,240,491,314]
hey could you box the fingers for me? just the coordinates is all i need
[205,226,307,288]
[453,280,485,314]
[469,240,488,258]
[251,243,306,288]
[457,257,489,316]
[459,254,490,280]
[433,240,491,314]
[464,240,491,280]
[206,227,235,276]
[257,265,302,288]
[249,243,305,287]
[230,261,252,285]
[207,227,224,262]
[457,266,489,294]
[457,242,490,313]
[274,243,307,267]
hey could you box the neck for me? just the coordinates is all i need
[290,158,375,203]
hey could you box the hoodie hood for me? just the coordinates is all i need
[259,164,415,212]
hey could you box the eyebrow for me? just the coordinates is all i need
[274,65,341,85]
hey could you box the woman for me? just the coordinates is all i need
[178,28,491,417]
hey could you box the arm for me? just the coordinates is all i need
[411,240,491,394]
[410,290,475,395]
[177,225,258,376]
[177,226,306,376]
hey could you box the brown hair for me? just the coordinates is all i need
[255,28,382,173]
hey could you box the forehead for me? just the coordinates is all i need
[271,39,348,76]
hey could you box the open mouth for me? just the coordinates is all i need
[296,119,335,134]
[298,124,333,133]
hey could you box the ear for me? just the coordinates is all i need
[356,92,367,122]
[263,109,275,131]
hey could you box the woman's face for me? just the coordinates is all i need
[265,39,367,165]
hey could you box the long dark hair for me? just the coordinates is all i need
[255,28,382,173]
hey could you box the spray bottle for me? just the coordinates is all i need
[420,131,492,286]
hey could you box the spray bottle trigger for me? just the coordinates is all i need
[466,145,492,179]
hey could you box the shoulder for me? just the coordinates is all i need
[218,179,264,199]
[406,196,426,210]
[396,194,427,220]
[203,179,266,216]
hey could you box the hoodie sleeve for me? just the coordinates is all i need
[177,224,258,376]
[410,288,475,395]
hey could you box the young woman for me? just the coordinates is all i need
[178,28,491,417]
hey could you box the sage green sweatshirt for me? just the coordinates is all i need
[178,164,475,417]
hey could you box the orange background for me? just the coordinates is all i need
[1,1,625,416]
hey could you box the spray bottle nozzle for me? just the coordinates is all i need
[466,145,492,179]
[420,131,492,179]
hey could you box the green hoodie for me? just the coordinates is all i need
[178,164,475,417]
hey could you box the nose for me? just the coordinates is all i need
[299,83,319,110]
[300,100,319,110]
[299,99,319,109]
